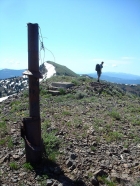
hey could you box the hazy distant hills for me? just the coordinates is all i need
[0,69,25,79]
[0,61,78,80]
[1,66,140,84]
[88,72,140,84]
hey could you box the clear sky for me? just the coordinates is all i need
[0,0,140,75]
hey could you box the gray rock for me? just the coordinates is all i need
[93,169,108,178]
[0,154,10,163]
[123,148,130,153]
[91,176,98,185]
[66,159,73,167]
[19,172,27,177]
[13,154,20,160]
[46,179,53,186]
[58,184,63,186]
[26,181,32,185]
[12,179,18,183]
[70,162,76,171]
[70,153,77,160]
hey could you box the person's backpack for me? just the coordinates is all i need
[95,64,101,72]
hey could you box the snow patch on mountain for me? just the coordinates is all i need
[0,62,56,102]
[0,96,9,102]
[40,62,56,82]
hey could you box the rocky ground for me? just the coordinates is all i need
[0,76,140,186]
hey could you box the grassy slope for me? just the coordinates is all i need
[0,76,140,185]
[47,61,79,77]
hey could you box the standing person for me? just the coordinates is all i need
[96,61,104,82]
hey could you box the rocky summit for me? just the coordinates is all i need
[0,76,140,186]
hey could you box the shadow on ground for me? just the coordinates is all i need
[30,144,86,186]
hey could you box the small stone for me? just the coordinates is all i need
[58,184,63,186]
[121,173,129,179]
[92,142,98,146]
[12,179,18,183]
[35,175,41,181]
[70,162,76,171]
[110,172,120,182]
[46,179,53,186]
[18,151,24,156]
[123,164,128,168]
[13,154,20,160]
[26,181,32,185]
[93,169,108,178]
[14,176,18,179]
[53,181,59,186]
[70,153,77,160]
[66,159,73,167]
[133,162,139,166]
[11,128,16,133]
[91,176,98,185]
[123,148,130,153]
[19,172,26,177]
[106,151,112,156]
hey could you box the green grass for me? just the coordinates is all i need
[134,180,140,186]
[47,61,78,77]
[132,119,140,126]
[62,110,71,116]
[10,100,23,113]
[0,135,13,148]
[104,123,113,132]
[22,162,33,171]
[71,80,80,86]
[23,90,28,98]
[41,120,51,131]
[91,146,96,151]
[40,88,48,96]
[109,110,121,120]
[9,162,18,170]
[134,136,140,143]
[7,137,14,149]
[0,75,140,185]
[129,106,140,113]
[43,132,60,161]
[104,131,124,142]
[0,121,7,137]
[58,88,66,95]
[0,138,7,146]
[75,90,88,99]
[10,100,21,107]
[97,175,117,186]
[64,93,75,99]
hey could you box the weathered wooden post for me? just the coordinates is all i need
[21,23,43,164]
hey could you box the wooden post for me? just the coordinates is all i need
[22,23,43,164]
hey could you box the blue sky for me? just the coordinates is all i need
[0,0,140,75]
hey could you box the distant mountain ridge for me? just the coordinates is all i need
[0,69,25,79]
[1,66,140,84]
[0,61,78,80]
[101,72,140,80]
[88,72,140,84]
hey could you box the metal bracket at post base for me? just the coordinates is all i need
[21,117,42,164]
